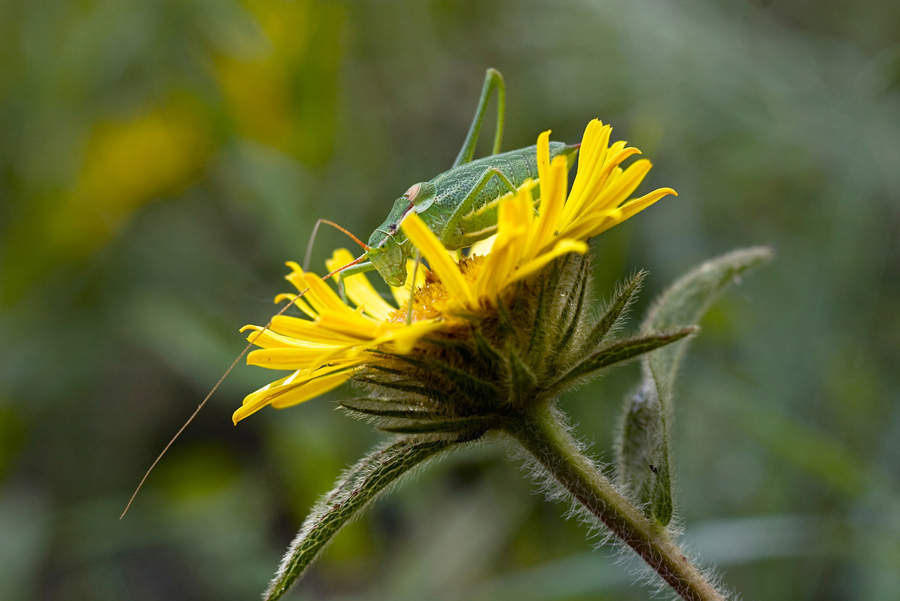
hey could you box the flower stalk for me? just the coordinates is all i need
[507,403,725,601]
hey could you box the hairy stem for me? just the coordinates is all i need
[506,404,725,601]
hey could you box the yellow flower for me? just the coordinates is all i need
[234,119,675,423]
[233,260,437,423]
[397,118,675,314]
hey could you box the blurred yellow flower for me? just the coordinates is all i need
[212,0,344,161]
[43,100,211,258]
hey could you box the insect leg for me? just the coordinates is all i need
[441,167,517,242]
[405,248,422,325]
[303,219,326,272]
[339,260,376,277]
[452,69,505,168]
[337,260,376,302]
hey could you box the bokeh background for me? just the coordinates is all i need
[2,0,899,599]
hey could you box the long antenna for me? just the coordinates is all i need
[121,253,369,519]
[304,219,371,272]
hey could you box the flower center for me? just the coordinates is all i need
[388,254,488,323]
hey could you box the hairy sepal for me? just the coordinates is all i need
[582,270,646,352]
[555,328,696,387]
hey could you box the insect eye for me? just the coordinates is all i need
[378,240,387,249]
[403,183,420,200]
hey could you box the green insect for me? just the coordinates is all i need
[311,69,580,289]
[123,69,580,515]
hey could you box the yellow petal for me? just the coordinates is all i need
[324,248,356,274]
[326,248,397,321]
[232,366,355,423]
[400,319,441,348]
[588,187,677,237]
[241,326,337,350]
[474,241,516,299]
[506,189,533,257]
[276,262,317,318]
[526,155,568,260]
[536,129,551,191]
[246,342,358,369]
[284,261,307,291]
[401,213,474,305]
[269,371,353,409]
[472,190,532,297]
[576,147,642,214]
[565,120,610,219]
[297,272,357,317]
[266,316,360,344]
[316,311,381,339]
[272,293,317,319]
[507,239,588,284]
[469,234,498,257]
[233,371,300,423]
[561,159,654,240]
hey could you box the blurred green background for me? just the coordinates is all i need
[1,0,899,599]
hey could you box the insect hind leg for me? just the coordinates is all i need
[441,167,517,243]
[452,69,506,168]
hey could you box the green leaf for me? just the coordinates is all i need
[526,269,557,364]
[495,295,518,341]
[554,253,591,354]
[375,351,499,403]
[473,330,505,374]
[380,415,491,435]
[641,246,774,399]
[354,374,449,405]
[618,379,673,525]
[557,329,695,385]
[264,437,456,601]
[427,358,499,403]
[582,270,646,354]
[339,398,446,420]
[507,343,538,402]
[618,246,773,527]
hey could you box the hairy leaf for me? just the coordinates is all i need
[558,329,695,385]
[380,415,491,434]
[339,398,445,420]
[642,246,773,399]
[507,343,538,401]
[618,379,673,525]
[554,252,591,354]
[264,437,456,600]
[582,270,646,354]
[473,330,505,374]
[354,375,449,404]
[618,246,773,526]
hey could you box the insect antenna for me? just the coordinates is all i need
[121,252,369,519]
[304,219,371,272]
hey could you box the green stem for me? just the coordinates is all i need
[506,404,725,601]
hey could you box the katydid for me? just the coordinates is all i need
[122,69,579,516]
[315,68,580,289]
